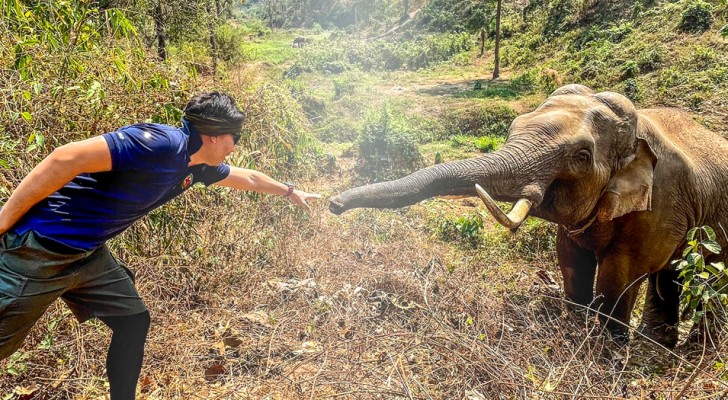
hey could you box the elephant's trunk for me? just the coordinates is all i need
[329,143,550,216]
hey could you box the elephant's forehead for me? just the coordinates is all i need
[537,95,602,114]
[513,96,604,135]
[512,110,584,137]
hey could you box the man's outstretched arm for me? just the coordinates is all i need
[215,166,321,213]
[0,136,112,234]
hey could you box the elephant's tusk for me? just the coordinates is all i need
[475,184,532,229]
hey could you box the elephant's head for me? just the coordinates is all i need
[329,84,658,230]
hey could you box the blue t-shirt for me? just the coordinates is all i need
[12,120,230,251]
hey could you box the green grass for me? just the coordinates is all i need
[454,79,533,100]
[241,32,299,65]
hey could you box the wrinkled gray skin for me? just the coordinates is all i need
[329,84,728,346]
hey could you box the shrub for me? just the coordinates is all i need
[580,59,606,81]
[215,23,246,63]
[636,46,664,72]
[436,212,485,247]
[605,22,633,43]
[623,78,640,102]
[332,75,355,99]
[672,226,727,328]
[620,60,640,79]
[474,136,506,152]
[678,1,714,33]
[316,117,359,143]
[442,103,517,138]
[357,106,423,182]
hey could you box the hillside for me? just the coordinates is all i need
[1,0,727,399]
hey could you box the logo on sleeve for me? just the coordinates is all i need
[181,174,194,190]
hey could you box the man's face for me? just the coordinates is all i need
[202,133,237,165]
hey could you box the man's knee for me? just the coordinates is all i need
[101,311,151,338]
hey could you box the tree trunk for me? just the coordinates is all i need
[208,2,217,78]
[266,0,274,29]
[403,0,409,17]
[479,28,486,57]
[493,0,502,79]
[152,2,166,61]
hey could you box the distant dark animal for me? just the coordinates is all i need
[292,36,309,48]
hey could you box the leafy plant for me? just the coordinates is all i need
[356,105,423,182]
[678,0,714,33]
[621,60,640,79]
[672,226,728,325]
[436,212,485,246]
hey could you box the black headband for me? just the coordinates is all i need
[183,113,242,136]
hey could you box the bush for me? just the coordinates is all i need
[636,46,664,72]
[435,212,485,247]
[357,106,423,182]
[474,136,506,152]
[316,117,359,143]
[215,23,246,63]
[620,60,640,79]
[678,0,714,33]
[332,75,355,99]
[580,59,606,81]
[623,78,640,102]
[672,226,727,330]
[442,103,517,138]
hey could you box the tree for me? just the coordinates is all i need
[151,1,167,60]
[492,0,502,79]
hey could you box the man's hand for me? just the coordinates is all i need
[287,190,322,214]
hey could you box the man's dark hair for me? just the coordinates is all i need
[183,92,245,137]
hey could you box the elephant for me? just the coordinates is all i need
[329,84,728,347]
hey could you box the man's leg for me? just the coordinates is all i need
[61,244,149,399]
[99,311,150,400]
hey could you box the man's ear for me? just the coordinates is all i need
[596,138,658,221]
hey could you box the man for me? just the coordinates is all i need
[0,92,320,399]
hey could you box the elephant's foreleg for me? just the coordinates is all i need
[594,254,649,343]
[557,227,597,306]
[639,269,680,348]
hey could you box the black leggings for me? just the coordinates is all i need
[99,311,150,400]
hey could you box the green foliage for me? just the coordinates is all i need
[316,117,360,143]
[298,33,473,73]
[436,212,485,247]
[419,0,496,33]
[442,103,517,139]
[474,136,506,152]
[357,106,423,182]
[622,78,641,102]
[672,226,728,325]
[621,60,640,79]
[215,23,247,63]
[678,0,714,33]
[449,135,505,153]
[332,75,355,99]
[636,46,665,72]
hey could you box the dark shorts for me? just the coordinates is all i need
[0,231,147,359]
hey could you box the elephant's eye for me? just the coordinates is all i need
[575,149,591,164]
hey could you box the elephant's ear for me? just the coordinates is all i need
[596,138,658,221]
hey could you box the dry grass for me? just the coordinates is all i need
[2,160,727,399]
